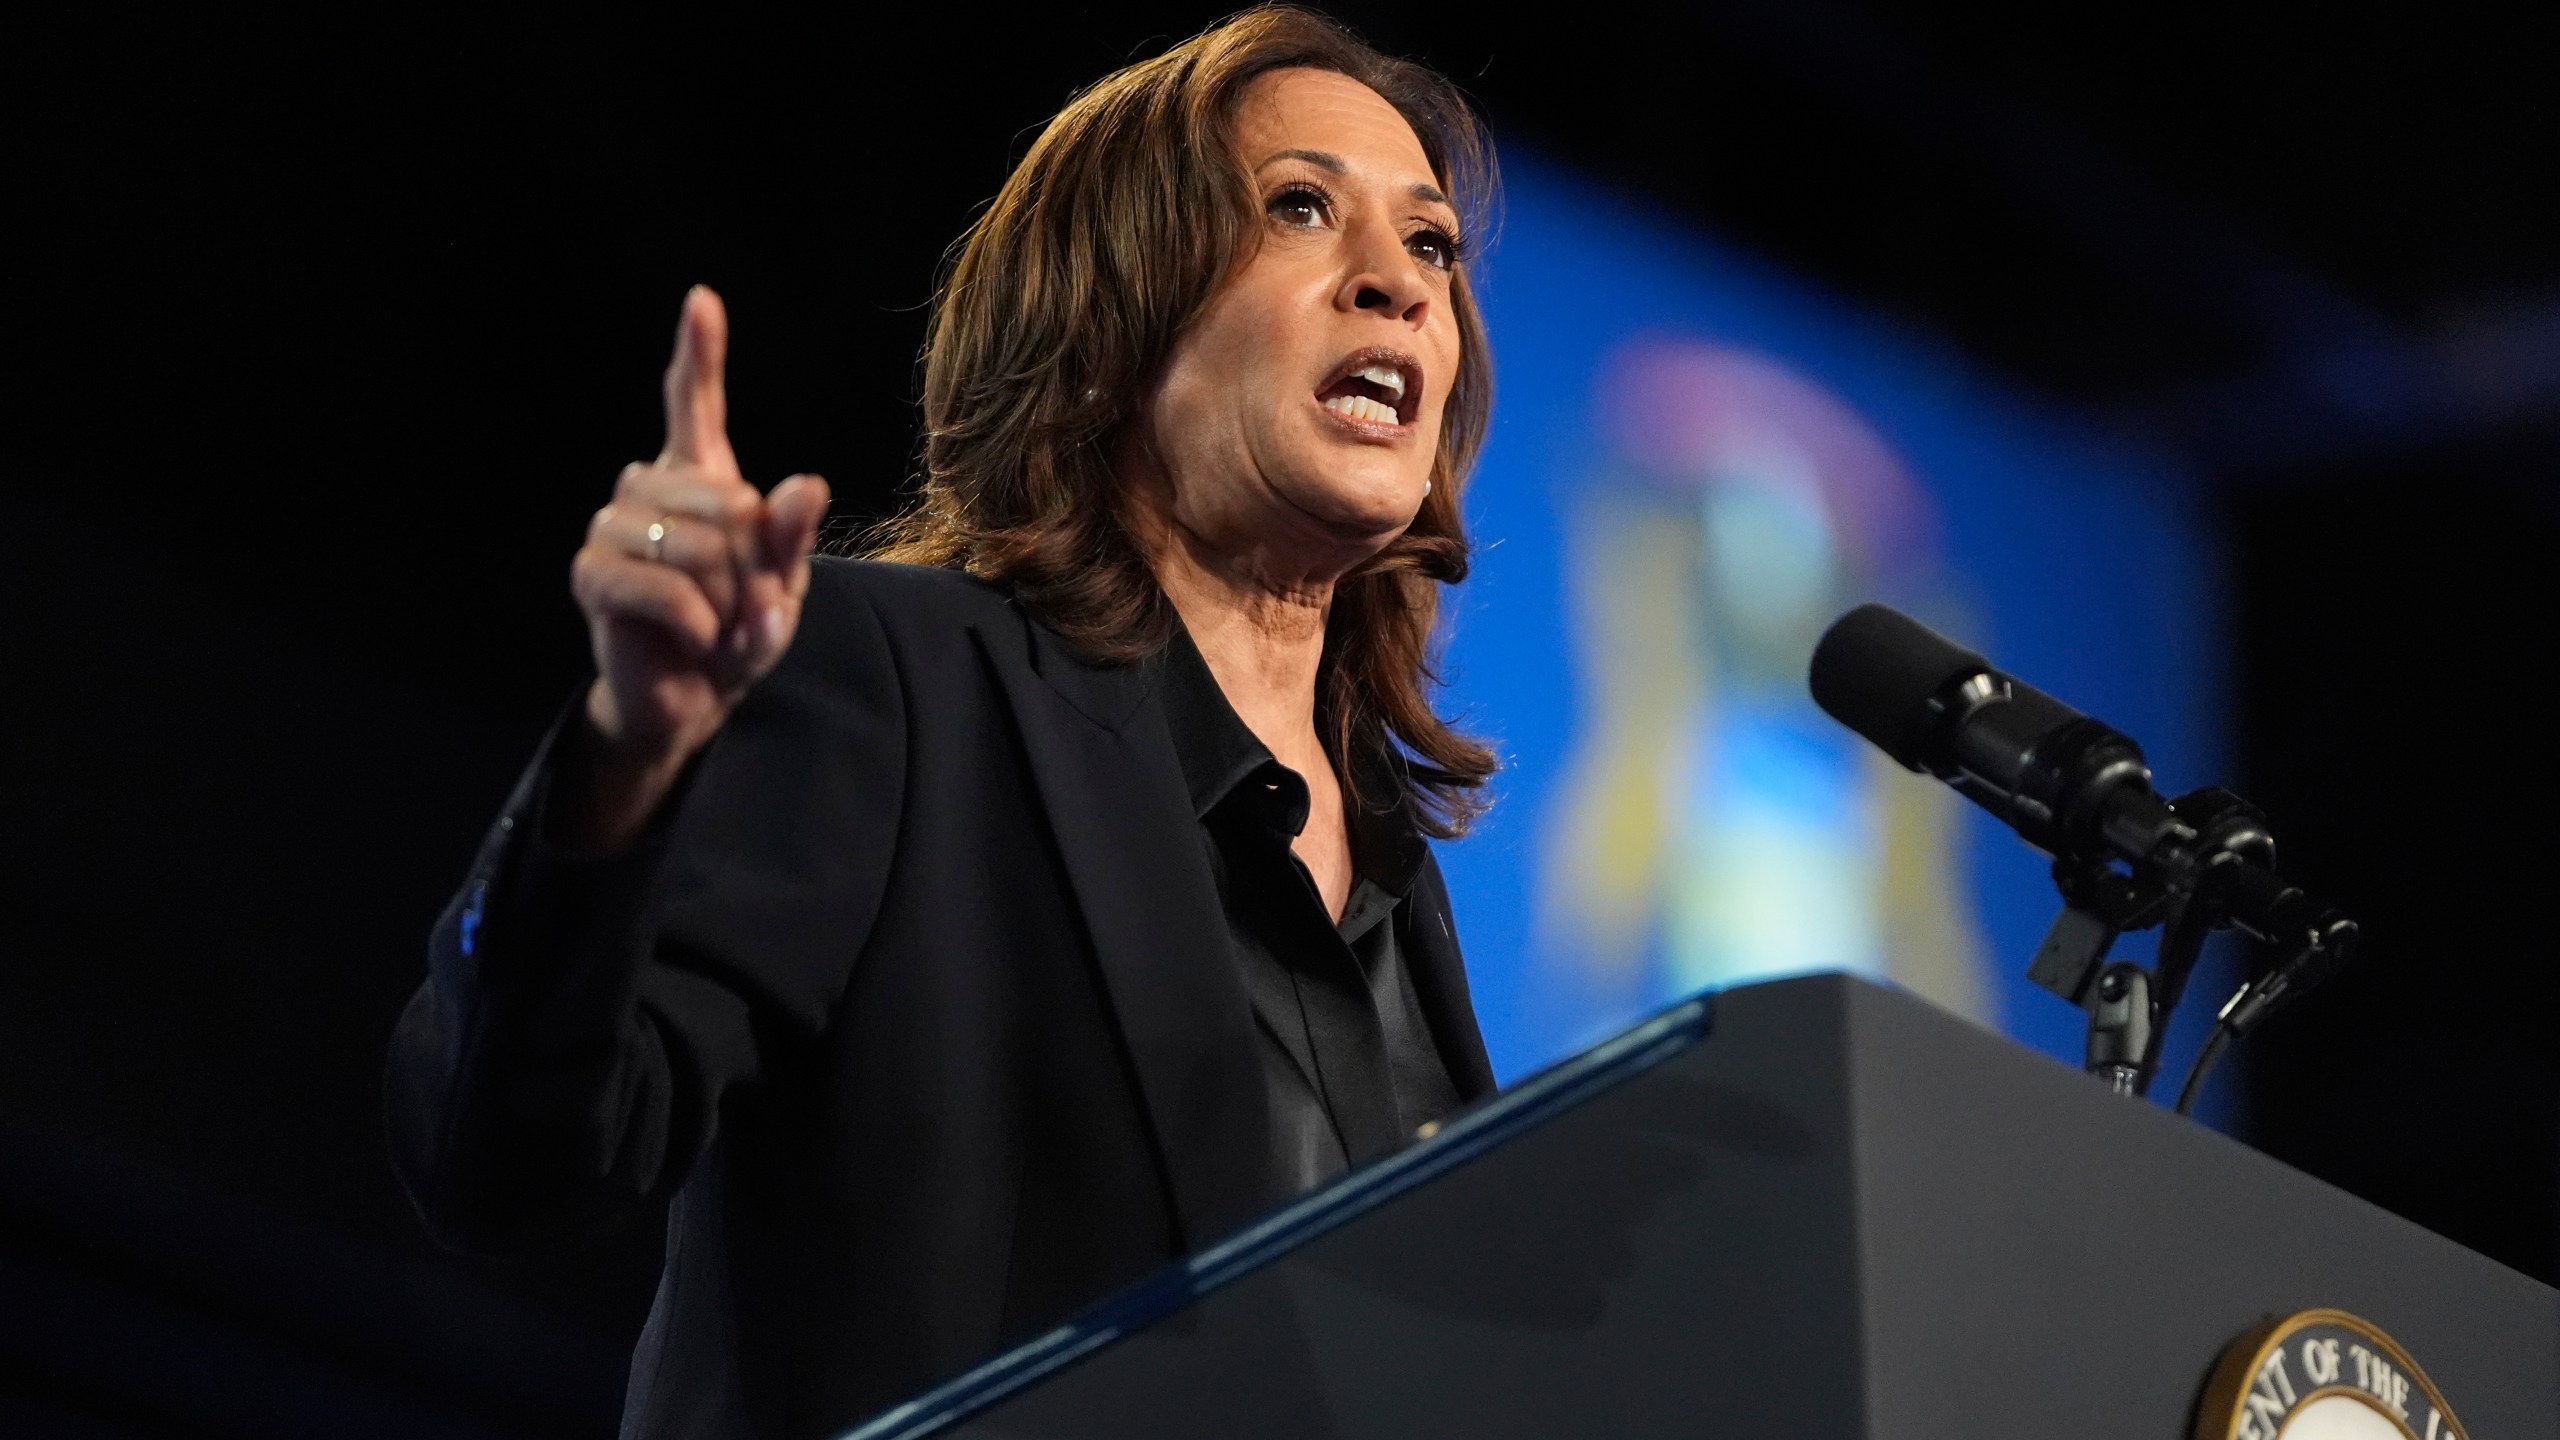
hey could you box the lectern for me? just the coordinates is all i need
[849,975,2559,1439]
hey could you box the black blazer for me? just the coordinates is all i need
[387,557,1497,1440]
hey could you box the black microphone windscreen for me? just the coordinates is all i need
[1808,604,1992,771]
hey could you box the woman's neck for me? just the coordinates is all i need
[1148,526,1332,773]
[1130,478,1363,919]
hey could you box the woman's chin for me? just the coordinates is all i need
[1274,468,1426,543]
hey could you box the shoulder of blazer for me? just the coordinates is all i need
[811,555,1168,736]
[805,554,1016,632]
[795,556,1035,698]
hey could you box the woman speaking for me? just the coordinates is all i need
[388,8,1501,1436]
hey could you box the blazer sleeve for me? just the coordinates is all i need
[387,563,909,1252]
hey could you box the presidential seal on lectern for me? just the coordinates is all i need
[2195,1309,2469,1440]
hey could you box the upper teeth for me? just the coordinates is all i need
[1354,364,1406,399]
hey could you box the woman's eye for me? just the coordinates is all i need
[1408,228,1460,271]
[1268,186,1330,229]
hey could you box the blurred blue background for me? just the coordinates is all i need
[1437,153,2228,1088]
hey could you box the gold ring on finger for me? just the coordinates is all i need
[645,516,670,563]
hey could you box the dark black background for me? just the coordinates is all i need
[8,4,2555,1435]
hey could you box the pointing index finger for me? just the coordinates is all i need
[660,286,735,471]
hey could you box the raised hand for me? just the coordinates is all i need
[559,287,831,850]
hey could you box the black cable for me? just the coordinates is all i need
[2175,1022,2236,1116]
[2173,913,2360,1118]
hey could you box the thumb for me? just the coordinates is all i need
[763,474,833,576]
[736,475,831,677]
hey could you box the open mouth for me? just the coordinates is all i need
[1316,350,1420,427]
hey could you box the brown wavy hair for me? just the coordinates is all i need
[867,5,1497,836]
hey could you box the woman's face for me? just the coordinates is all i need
[1133,67,1465,583]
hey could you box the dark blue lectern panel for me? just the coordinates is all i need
[846,976,2558,1440]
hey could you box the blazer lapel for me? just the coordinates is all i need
[971,611,1278,1247]
[1401,849,1499,1102]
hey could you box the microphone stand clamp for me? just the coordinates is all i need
[2022,785,2356,1109]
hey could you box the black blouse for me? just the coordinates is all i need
[1155,629,1463,1194]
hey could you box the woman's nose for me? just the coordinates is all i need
[1338,222,1433,327]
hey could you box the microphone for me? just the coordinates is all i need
[1807,603,2189,870]
[1808,603,2358,1112]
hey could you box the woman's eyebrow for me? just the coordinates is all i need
[1259,146,1347,175]
[1258,147,1451,208]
